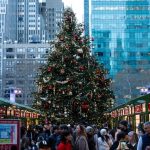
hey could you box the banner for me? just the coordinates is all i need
[0,119,20,150]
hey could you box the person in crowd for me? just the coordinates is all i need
[21,137,32,150]
[38,140,52,150]
[11,145,17,150]
[109,128,117,143]
[37,125,46,140]
[86,126,96,150]
[114,127,121,141]
[74,124,89,150]
[36,136,45,149]
[56,124,69,147]
[110,131,128,150]
[92,125,98,150]
[21,126,27,140]
[137,122,145,138]
[48,125,59,150]
[127,131,138,150]
[119,120,130,135]
[57,130,73,150]
[97,128,113,150]
[137,121,150,150]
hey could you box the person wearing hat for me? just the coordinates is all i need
[119,120,130,135]
[98,128,113,150]
[86,126,96,150]
[39,140,51,150]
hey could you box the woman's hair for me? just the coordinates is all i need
[109,128,116,140]
[61,130,71,143]
[78,124,87,137]
[116,131,126,141]
[128,131,138,143]
[99,128,110,142]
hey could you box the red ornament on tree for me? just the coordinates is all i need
[44,102,50,110]
[48,67,52,72]
[48,85,53,90]
[79,65,85,71]
[81,101,89,113]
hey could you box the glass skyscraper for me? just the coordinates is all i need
[84,0,150,103]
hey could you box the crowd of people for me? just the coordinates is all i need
[20,120,150,150]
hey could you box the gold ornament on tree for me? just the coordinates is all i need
[60,68,65,74]
[77,49,83,53]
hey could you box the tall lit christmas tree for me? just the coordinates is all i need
[33,8,114,124]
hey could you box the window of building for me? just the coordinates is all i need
[27,54,36,58]
[17,54,25,58]
[6,55,14,59]
[6,80,14,85]
[6,48,14,52]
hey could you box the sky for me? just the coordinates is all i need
[62,0,84,23]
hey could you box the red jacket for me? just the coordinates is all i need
[57,141,72,150]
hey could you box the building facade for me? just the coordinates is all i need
[1,43,50,105]
[17,0,44,43]
[0,0,17,43]
[0,0,64,105]
[84,0,150,103]
[45,0,64,40]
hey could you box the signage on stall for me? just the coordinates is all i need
[33,113,37,118]
[124,107,129,115]
[135,105,142,113]
[0,119,20,150]
[0,107,6,116]
[111,111,117,118]
[25,112,30,118]
[148,103,150,111]
[14,110,20,117]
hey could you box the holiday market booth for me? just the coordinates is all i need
[110,94,150,131]
[0,98,41,127]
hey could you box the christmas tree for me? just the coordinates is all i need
[33,8,114,124]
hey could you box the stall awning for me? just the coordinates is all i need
[0,97,40,113]
[108,94,150,112]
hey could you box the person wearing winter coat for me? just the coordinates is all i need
[74,124,89,150]
[98,128,113,150]
[57,130,72,150]
[86,126,96,150]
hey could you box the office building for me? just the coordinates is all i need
[45,0,64,40]
[84,0,150,103]
[0,0,17,43]
[1,43,50,105]
[0,0,64,105]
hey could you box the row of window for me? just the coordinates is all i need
[94,6,150,11]
[95,51,150,57]
[92,15,150,20]
[6,48,49,53]
[5,54,48,59]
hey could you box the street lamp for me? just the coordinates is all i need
[10,88,22,103]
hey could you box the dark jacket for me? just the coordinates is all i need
[142,134,150,150]
[110,141,119,150]
[87,134,96,150]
